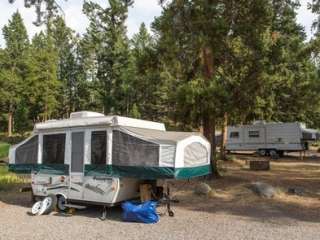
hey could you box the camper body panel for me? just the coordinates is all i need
[31,172,140,205]
[226,122,305,152]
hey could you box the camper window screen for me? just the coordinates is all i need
[248,131,259,138]
[112,130,159,167]
[15,135,38,164]
[230,132,239,138]
[43,134,65,164]
[91,131,107,165]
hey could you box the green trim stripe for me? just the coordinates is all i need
[9,164,69,175]
[85,164,211,179]
[9,164,211,179]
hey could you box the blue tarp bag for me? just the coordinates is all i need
[122,201,159,224]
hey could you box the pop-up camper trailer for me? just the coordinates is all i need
[226,121,318,157]
[9,111,210,211]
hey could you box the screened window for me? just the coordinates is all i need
[15,135,38,164]
[184,142,208,167]
[112,130,159,167]
[230,132,239,138]
[43,134,65,164]
[91,131,107,165]
[248,131,260,138]
[71,132,84,172]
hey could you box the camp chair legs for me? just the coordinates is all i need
[100,206,107,221]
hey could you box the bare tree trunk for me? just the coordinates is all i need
[201,46,220,177]
[203,114,220,177]
[44,103,48,121]
[220,112,228,160]
[7,111,13,137]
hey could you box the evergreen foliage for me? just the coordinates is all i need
[1,1,320,167]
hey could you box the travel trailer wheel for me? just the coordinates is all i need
[258,149,267,156]
[269,150,279,159]
[277,150,284,157]
[57,195,67,211]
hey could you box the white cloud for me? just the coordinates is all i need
[0,0,317,47]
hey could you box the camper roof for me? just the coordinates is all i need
[121,126,202,145]
[34,111,166,131]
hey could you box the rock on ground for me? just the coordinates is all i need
[194,182,212,196]
[249,182,275,198]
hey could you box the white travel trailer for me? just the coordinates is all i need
[9,111,210,212]
[226,121,318,157]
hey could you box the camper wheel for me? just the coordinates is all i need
[57,194,67,211]
[258,149,267,156]
[277,150,284,157]
[269,150,279,159]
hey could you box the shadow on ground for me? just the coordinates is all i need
[171,152,320,224]
[1,152,319,224]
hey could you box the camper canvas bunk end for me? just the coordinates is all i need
[9,111,211,209]
[226,121,318,157]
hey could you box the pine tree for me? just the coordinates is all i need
[260,0,319,126]
[26,31,59,121]
[153,0,274,174]
[83,0,133,115]
[0,11,29,136]
[131,23,169,121]
[50,16,85,117]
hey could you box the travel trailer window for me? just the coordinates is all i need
[230,132,239,138]
[91,131,107,165]
[15,135,38,164]
[248,130,259,138]
[43,134,66,164]
[112,130,159,167]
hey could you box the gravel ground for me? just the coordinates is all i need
[1,153,320,240]
[0,202,319,240]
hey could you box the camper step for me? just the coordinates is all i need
[64,204,87,210]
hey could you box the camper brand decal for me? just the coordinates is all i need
[84,184,107,195]
[47,186,68,191]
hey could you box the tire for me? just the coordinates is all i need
[38,196,55,215]
[258,149,267,156]
[57,195,67,212]
[269,150,279,159]
[31,201,42,215]
[277,150,284,158]
[168,210,174,217]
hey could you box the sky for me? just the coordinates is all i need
[0,0,317,47]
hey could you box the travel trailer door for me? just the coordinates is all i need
[68,131,85,200]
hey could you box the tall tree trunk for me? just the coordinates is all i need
[220,112,228,160]
[201,46,220,177]
[8,111,13,137]
[203,115,219,176]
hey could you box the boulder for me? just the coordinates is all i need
[249,182,275,199]
[194,182,212,196]
[287,187,304,196]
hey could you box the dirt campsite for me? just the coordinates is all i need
[1,150,319,240]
